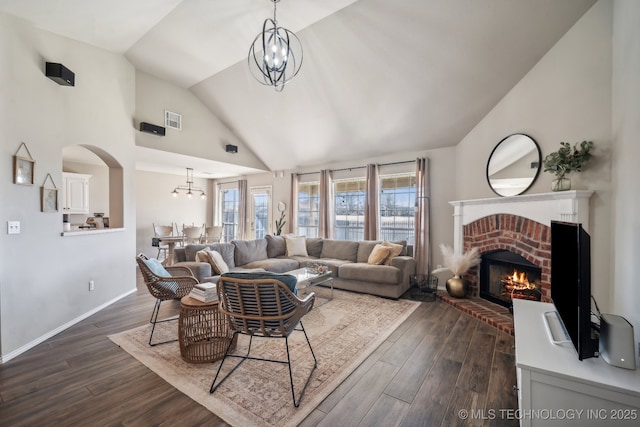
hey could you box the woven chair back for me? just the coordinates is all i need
[135,255,197,300]
[217,277,313,338]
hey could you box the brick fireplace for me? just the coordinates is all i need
[463,214,550,303]
[439,190,593,334]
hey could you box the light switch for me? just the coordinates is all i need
[7,221,20,234]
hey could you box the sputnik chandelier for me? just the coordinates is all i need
[171,168,206,200]
[248,0,303,91]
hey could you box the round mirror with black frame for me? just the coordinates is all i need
[486,133,541,197]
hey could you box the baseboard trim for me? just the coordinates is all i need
[0,287,137,364]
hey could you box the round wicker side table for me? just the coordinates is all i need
[178,295,236,363]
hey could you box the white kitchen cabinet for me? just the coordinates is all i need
[62,172,91,214]
[513,299,640,426]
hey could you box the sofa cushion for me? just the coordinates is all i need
[265,234,286,258]
[305,238,324,258]
[357,240,382,263]
[368,244,391,265]
[316,258,353,277]
[320,239,359,262]
[382,241,404,265]
[221,272,298,295]
[232,238,268,266]
[285,235,308,256]
[338,263,402,285]
[242,257,300,273]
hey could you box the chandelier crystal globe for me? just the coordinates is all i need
[248,0,303,91]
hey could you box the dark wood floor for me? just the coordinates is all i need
[0,271,518,427]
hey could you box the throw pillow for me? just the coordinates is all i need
[195,249,209,263]
[143,258,170,277]
[382,241,404,265]
[368,244,392,265]
[196,249,229,274]
[205,249,230,274]
[284,235,308,257]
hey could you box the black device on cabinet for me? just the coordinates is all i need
[45,62,75,86]
[225,144,238,153]
[550,220,599,361]
[139,122,166,136]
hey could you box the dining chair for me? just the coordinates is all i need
[182,224,203,245]
[201,225,223,243]
[210,273,317,407]
[153,222,175,260]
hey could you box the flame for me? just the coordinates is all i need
[503,269,535,290]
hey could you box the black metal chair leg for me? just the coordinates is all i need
[148,299,178,346]
[210,332,248,393]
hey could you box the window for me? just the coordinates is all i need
[297,182,319,237]
[334,178,366,241]
[379,173,416,245]
[219,187,239,242]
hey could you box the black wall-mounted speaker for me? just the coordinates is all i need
[225,144,238,153]
[45,62,75,86]
[139,122,166,136]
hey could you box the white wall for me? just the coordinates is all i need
[0,14,136,359]
[455,0,613,311]
[135,71,268,171]
[611,0,640,343]
[135,170,209,258]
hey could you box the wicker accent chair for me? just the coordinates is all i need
[136,254,198,346]
[210,274,317,407]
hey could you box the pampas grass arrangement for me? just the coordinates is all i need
[432,244,481,277]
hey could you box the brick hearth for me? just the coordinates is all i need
[436,291,514,335]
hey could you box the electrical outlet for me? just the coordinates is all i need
[89,280,95,291]
[7,221,20,234]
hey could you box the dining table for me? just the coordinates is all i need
[155,236,184,266]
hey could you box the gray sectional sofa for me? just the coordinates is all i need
[172,235,416,299]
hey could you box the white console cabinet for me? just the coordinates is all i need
[513,299,640,426]
[62,172,91,214]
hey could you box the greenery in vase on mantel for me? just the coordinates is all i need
[543,140,594,191]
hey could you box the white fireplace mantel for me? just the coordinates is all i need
[449,190,594,255]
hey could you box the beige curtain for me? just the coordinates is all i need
[318,170,333,238]
[237,179,247,240]
[289,173,299,235]
[364,163,379,240]
[414,158,431,275]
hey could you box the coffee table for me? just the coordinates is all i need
[287,267,334,302]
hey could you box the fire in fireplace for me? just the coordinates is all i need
[480,250,542,308]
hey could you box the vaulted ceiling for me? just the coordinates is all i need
[1,0,597,175]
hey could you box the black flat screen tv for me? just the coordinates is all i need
[550,220,599,360]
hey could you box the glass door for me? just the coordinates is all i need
[250,186,272,239]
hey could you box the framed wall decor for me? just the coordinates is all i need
[13,142,35,185]
[41,173,58,212]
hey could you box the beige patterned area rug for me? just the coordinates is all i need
[109,288,420,427]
